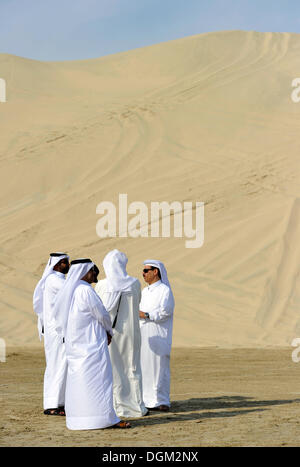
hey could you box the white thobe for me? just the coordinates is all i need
[65,281,120,430]
[95,278,147,418]
[43,271,67,410]
[139,280,174,408]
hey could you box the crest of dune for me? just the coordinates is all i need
[0,30,299,347]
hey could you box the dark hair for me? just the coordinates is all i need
[155,268,161,280]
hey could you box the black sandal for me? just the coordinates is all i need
[146,405,170,412]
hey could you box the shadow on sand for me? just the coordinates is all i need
[130,395,300,426]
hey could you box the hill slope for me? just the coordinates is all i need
[0,30,299,347]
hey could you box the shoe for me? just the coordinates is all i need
[146,405,170,412]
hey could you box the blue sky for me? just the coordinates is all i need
[1,0,300,61]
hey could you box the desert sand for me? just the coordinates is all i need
[0,30,300,446]
[0,30,299,349]
[2,346,300,447]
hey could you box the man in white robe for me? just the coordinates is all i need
[33,252,69,415]
[95,249,148,418]
[53,258,131,430]
[139,259,175,412]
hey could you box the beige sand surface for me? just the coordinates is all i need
[1,30,300,448]
[0,30,300,349]
[1,346,300,447]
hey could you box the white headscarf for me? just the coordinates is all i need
[53,259,95,340]
[103,249,137,292]
[33,252,69,319]
[143,259,172,291]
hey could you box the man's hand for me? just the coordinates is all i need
[139,311,147,319]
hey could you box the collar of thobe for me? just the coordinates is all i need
[79,279,92,286]
[33,253,69,317]
[102,249,137,292]
[147,279,162,291]
[52,270,66,278]
[53,259,95,339]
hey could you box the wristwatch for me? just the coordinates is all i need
[144,312,150,319]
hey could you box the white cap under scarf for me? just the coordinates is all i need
[103,249,137,292]
[53,259,95,340]
[143,259,172,291]
[33,253,69,339]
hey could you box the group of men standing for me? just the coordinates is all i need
[33,250,175,430]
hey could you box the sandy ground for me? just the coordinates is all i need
[1,30,300,450]
[1,346,300,447]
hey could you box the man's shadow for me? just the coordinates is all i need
[130,396,300,426]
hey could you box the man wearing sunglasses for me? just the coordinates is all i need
[139,260,175,412]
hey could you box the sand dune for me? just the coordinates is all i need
[0,30,299,348]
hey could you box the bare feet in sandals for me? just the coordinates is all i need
[109,421,131,429]
[44,407,65,416]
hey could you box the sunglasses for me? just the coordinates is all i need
[143,268,154,273]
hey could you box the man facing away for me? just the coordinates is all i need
[33,252,70,415]
[139,259,175,412]
[53,258,131,430]
[95,249,148,418]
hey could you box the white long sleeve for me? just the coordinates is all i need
[88,287,114,336]
[140,281,174,324]
[148,287,174,323]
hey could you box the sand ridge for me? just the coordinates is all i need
[0,30,299,348]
